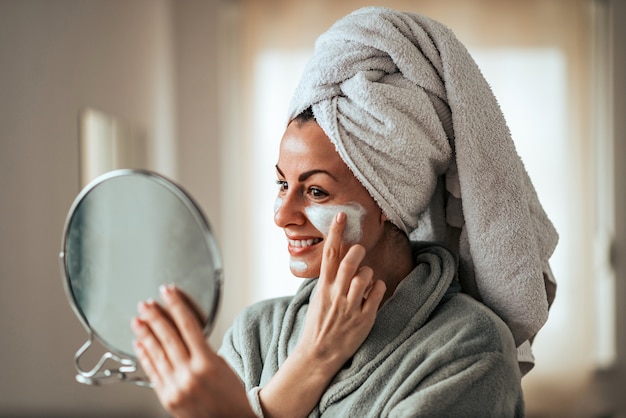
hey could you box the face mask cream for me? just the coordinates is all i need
[274,197,283,214]
[304,203,366,243]
[289,259,308,271]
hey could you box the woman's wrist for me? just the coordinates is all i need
[258,345,341,418]
[290,339,347,378]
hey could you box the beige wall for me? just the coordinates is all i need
[0,0,193,415]
[0,0,624,416]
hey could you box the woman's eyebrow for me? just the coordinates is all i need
[275,165,339,182]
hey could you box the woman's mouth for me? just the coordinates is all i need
[287,237,323,255]
[288,238,323,248]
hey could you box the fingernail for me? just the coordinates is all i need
[160,284,176,300]
[336,211,346,223]
[137,299,153,313]
[159,284,168,297]
[130,317,142,330]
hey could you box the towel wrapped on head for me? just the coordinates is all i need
[287,6,558,371]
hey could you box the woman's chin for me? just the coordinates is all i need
[290,268,316,279]
[289,259,319,279]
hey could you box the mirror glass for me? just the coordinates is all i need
[61,169,222,362]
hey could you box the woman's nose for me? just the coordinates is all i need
[274,194,307,228]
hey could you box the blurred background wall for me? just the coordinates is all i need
[0,0,624,416]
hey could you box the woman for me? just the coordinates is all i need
[131,6,557,417]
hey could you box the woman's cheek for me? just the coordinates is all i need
[274,197,283,214]
[304,202,366,243]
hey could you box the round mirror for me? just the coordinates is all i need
[60,169,222,369]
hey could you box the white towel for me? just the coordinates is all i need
[287,7,558,352]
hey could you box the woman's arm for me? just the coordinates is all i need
[257,212,386,418]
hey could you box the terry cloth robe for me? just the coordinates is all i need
[219,245,524,417]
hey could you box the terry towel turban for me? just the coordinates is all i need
[287,6,559,371]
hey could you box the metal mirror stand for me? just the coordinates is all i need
[71,333,150,387]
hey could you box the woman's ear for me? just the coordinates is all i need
[380,211,388,224]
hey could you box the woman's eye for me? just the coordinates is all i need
[276,180,288,192]
[308,187,328,199]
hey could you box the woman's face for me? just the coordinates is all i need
[274,120,387,278]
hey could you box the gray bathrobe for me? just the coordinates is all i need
[219,245,524,417]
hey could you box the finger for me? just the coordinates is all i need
[361,280,387,317]
[319,211,347,285]
[172,285,208,325]
[159,284,209,357]
[132,336,162,387]
[137,299,189,365]
[131,314,173,378]
[362,281,374,300]
[335,244,366,294]
[346,265,374,307]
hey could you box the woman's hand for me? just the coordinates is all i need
[258,211,387,418]
[131,286,256,418]
[297,210,387,370]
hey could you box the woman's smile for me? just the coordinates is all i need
[286,233,323,258]
[286,234,323,276]
[288,237,323,249]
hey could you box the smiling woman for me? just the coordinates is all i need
[132,6,559,417]
[231,1,614,415]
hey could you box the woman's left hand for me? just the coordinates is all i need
[131,285,256,418]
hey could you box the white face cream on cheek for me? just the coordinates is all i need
[274,197,283,214]
[304,203,366,243]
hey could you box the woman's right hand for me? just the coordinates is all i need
[258,211,386,418]
[296,210,387,371]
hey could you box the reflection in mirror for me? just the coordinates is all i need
[60,169,222,386]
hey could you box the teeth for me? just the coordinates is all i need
[289,238,322,248]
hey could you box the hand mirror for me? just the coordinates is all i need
[60,169,222,386]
